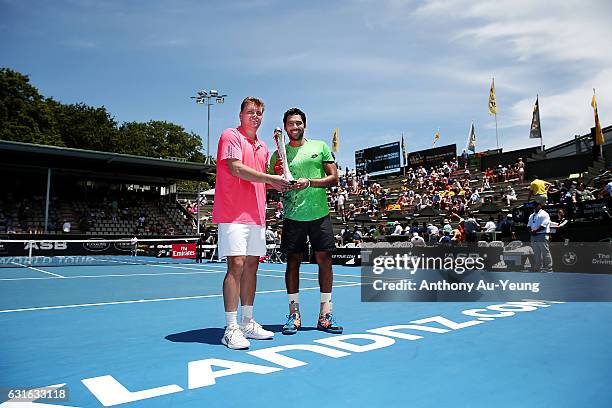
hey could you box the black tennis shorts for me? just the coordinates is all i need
[280,215,336,254]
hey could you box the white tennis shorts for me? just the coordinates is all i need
[217,223,266,258]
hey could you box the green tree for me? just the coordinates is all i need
[49,101,119,152]
[0,68,62,145]
[117,120,205,161]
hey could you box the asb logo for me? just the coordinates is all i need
[24,241,67,250]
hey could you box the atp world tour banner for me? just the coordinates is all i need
[355,142,401,176]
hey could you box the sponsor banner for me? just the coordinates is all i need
[355,142,401,176]
[407,143,456,168]
[309,248,361,266]
[361,243,612,301]
[172,243,196,259]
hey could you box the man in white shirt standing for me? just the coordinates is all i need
[528,203,553,272]
[483,216,497,242]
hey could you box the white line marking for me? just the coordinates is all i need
[0,270,227,281]
[174,262,363,278]
[0,283,361,314]
[257,269,361,278]
[0,267,361,282]
[257,273,358,284]
[10,263,65,278]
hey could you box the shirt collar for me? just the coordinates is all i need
[237,126,262,149]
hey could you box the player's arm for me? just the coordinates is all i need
[309,162,339,188]
[226,158,290,191]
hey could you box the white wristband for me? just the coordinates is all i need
[306,179,311,188]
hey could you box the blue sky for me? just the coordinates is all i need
[1,0,610,169]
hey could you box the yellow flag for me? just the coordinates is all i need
[433,130,440,147]
[592,90,605,146]
[489,78,497,115]
[331,128,339,152]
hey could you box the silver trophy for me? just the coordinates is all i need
[273,127,295,182]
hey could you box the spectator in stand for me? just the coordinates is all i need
[391,222,403,235]
[411,232,426,246]
[341,225,353,246]
[352,225,363,245]
[442,219,453,235]
[527,175,551,205]
[427,222,439,243]
[483,216,497,242]
[463,212,480,243]
[550,208,569,242]
[439,230,452,243]
[516,158,525,183]
[397,192,410,208]
[372,224,385,242]
[497,165,507,182]
[337,192,346,221]
[469,189,481,205]
[503,186,517,207]
[499,214,516,241]
[265,226,277,244]
[461,149,469,168]
[62,220,71,233]
[482,177,491,191]
[598,179,612,199]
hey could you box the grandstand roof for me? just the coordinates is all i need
[0,140,214,185]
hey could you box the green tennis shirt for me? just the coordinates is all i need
[268,139,335,221]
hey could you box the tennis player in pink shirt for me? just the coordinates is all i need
[212,96,291,349]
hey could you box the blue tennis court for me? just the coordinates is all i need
[1,260,611,407]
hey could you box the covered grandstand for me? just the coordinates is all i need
[0,140,214,237]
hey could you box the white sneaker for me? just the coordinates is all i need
[240,319,274,340]
[221,325,250,349]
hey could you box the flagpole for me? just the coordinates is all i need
[402,132,406,176]
[495,113,499,150]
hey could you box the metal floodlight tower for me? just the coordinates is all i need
[191,89,226,235]
[191,89,227,165]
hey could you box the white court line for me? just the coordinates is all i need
[0,270,360,284]
[0,282,361,314]
[196,262,363,278]
[0,269,227,281]
[257,273,358,284]
[0,265,362,282]
[10,262,65,278]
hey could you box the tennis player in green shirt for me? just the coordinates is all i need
[269,107,343,335]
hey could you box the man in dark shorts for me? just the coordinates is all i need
[269,107,342,335]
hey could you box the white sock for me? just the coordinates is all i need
[225,311,238,328]
[288,293,300,314]
[320,292,332,314]
[241,305,253,324]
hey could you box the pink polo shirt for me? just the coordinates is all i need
[211,127,269,226]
